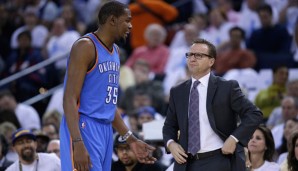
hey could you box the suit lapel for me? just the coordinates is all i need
[206,74,217,130]
[182,79,192,131]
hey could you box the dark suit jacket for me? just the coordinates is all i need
[162,73,263,171]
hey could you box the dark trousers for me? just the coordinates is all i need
[186,152,231,171]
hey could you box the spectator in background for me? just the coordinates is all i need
[5,128,61,171]
[38,0,59,29]
[4,30,50,101]
[10,6,48,49]
[271,96,298,150]
[166,23,199,74]
[215,26,256,76]
[201,8,234,47]
[136,106,156,132]
[119,70,166,117]
[34,131,50,153]
[42,123,59,140]
[112,133,166,171]
[238,0,262,38]
[0,110,20,129]
[292,14,298,62]
[247,4,292,69]
[169,23,200,52]
[0,122,17,162]
[255,65,289,120]
[126,24,169,76]
[119,48,135,92]
[0,90,40,130]
[60,4,86,35]
[267,79,298,129]
[277,118,298,165]
[47,139,60,158]
[45,88,64,115]
[0,4,19,60]
[284,131,298,171]
[247,125,279,171]
[217,0,241,24]
[72,0,101,26]
[44,17,80,80]
[163,64,191,102]
[0,134,13,171]
[42,110,62,132]
[128,0,178,49]
[278,0,298,36]
[120,88,165,132]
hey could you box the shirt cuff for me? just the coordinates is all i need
[230,135,239,143]
[167,139,174,148]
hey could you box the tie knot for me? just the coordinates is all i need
[193,80,200,89]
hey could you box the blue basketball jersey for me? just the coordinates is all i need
[64,33,120,122]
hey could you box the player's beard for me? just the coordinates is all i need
[115,33,128,46]
[21,147,35,163]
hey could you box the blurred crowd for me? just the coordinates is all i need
[0,0,298,170]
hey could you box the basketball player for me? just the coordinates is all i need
[60,1,156,171]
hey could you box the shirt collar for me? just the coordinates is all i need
[191,72,210,87]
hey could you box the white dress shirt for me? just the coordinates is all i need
[191,73,224,152]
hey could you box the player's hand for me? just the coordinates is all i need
[168,141,188,164]
[221,136,237,155]
[73,142,92,171]
[128,137,157,164]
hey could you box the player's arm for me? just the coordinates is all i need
[112,109,156,164]
[112,108,132,138]
[63,38,94,170]
[63,38,94,144]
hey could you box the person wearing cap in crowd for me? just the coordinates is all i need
[5,128,61,171]
[34,131,50,153]
[137,106,156,132]
[112,133,165,171]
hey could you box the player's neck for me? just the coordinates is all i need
[94,29,114,50]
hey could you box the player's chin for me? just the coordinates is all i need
[120,35,127,42]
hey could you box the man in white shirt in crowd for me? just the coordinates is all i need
[5,128,60,171]
[0,90,40,131]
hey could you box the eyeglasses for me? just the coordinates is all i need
[185,52,212,60]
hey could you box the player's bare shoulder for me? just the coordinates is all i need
[69,37,95,65]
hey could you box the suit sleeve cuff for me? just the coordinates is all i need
[167,139,174,148]
[230,135,239,143]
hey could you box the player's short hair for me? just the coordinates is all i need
[97,1,128,25]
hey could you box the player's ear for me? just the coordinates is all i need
[109,15,117,26]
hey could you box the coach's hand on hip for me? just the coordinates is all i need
[221,136,237,155]
[168,141,188,164]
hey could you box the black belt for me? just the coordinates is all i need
[188,149,222,160]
